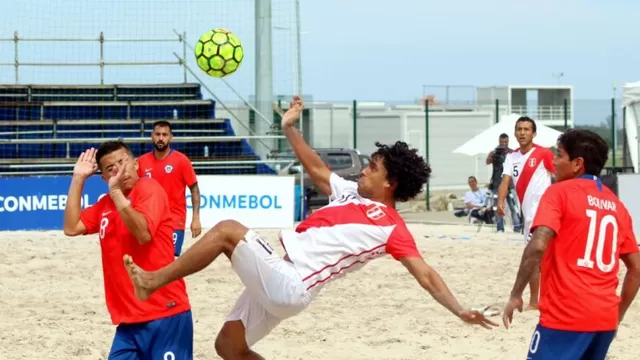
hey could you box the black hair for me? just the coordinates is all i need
[557,128,609,176]
[515,116,537,133]
[153,120,172,132]
[468,176,477,181]
[371,141,431,202]
[96,140,133,168]
[499,133,508,139]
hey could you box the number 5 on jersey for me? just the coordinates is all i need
[512,164,519,177]
[577,209,618,273]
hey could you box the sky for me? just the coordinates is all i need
[0,0,637,125]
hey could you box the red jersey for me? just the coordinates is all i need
[136,149,198,230]
[80,177,191,325]
[531,176,639,332]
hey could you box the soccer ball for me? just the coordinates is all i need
[194,28,244,78]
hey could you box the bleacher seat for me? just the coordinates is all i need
[0,83,274,176]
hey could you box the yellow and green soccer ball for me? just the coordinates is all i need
[195,28,244,78]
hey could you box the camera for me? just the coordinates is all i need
[494,145,508,155]
[492,146,508,163]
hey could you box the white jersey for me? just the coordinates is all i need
[279,173,420,297]
[502,145,555,223]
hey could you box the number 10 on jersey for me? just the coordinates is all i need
[577,209,618,273]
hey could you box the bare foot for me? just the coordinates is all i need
[123,254,155,301]
[525,304,539,311]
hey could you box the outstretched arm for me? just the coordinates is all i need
[509,226,555,298]
[281,96,332,196]
[400,257,464,316]
[63,148,97,236]
[400,256,499,329]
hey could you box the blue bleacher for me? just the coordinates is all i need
[0,83,275,175]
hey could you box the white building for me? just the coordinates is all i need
[216,85,575,190]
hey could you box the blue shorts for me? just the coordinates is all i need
[108,310,193,360]
[173,230,185,257]
[527,323,616,360]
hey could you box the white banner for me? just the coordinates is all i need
[185,175,296,229]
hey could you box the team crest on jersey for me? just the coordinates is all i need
[164,165,173,173]
[528,158,537,167]
[366,205,386,220]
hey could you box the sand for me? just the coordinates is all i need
[1,223,638,360]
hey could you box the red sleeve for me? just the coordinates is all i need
[79,198,105,235]
[135,155,146,178]
[180,154,198,187]
[531,184,564,235]
[543,148,555,174]
[132,179,169,237]
[386,226,421,260]
[620,208,640,255]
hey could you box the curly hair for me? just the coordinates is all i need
[557,128,609,176]
[371,141,431,202]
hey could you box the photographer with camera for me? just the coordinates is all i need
[486,133,522,232]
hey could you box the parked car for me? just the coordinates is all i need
[277,148,371,209]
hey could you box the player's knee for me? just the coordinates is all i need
[214,220,249,246]
[214,325,248,359]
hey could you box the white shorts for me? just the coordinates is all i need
[226,230,312,347]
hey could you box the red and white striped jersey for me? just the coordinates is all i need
[279,173,421,296]
[502,145,555,222]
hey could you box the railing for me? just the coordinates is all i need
[510,105,572,122]
[0,31,280,160]
[0,118,227,137]
[0,31,188,84]
[0,135,289,176]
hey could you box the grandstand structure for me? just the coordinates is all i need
[0,83,279,176]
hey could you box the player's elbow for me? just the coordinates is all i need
[63,227,78,237]
[136,231,152,245]
[622,253,640,277]
[63,222,82,237]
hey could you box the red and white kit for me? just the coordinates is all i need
[502,145,555,239]
[226,173,421,346]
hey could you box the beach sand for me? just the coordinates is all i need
[1,223,638,359]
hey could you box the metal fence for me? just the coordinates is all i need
[0,31,189,85]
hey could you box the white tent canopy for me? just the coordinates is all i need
[622,81,640,173]
[452,114,564,156]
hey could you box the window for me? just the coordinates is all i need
[327,153,353,170]
[359,155,370,167]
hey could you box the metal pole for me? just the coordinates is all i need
[182,31,187,83]
[563,98,568,129]
[100,32,104,85]
[352,100,357,149]
[623,106,628,167]
[277,98,283,152]
[494,99,499,123]
[255,0,275,161]
[14,31,19,84]
[425,100,430,211]
[611,97,616,168]
[295,0,305,221]
[295,0,303,99]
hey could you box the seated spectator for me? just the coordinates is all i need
[454,176,494,224]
